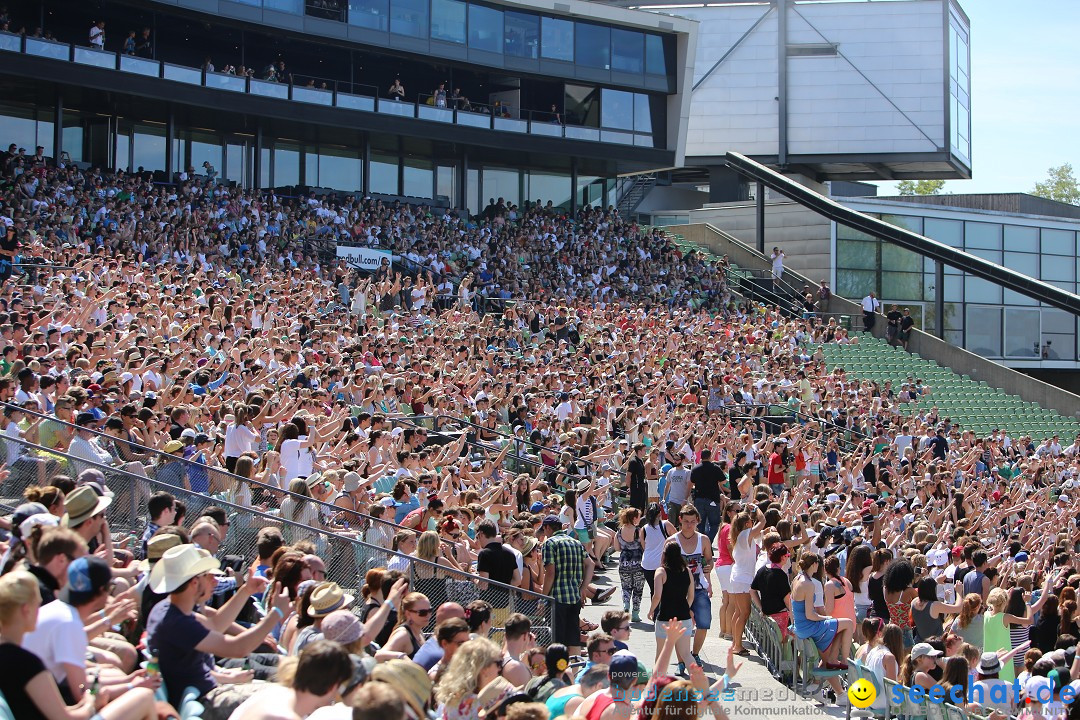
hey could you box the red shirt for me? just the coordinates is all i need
[768,451,785,485]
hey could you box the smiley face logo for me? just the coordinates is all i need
[847,678,877,709]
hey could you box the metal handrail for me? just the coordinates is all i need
[0,399,424,539]
[406,413,597,475]
[0,434,547,602]
[392,415,601,491]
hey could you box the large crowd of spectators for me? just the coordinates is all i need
[1,144,1080,720]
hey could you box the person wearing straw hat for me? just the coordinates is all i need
[371,658,435,720]
[136,532,184,621]
[145,544,291,710]
[64,485,112,551]
[293,581,354,655]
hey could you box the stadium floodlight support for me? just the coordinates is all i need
[725,151,1080,320]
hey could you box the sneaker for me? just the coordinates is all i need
[834,693,850,707]
[631,611,641,623]
[677,662,686,677]
[592,587,617,605]
[692,653,703,668]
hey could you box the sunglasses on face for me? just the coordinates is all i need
[412,607,432,617]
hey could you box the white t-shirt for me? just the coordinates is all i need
[23,599,87,688]
[894,434,913,455]
[731,529,759,584]
[224,422,258,458]
[280,437,314,481]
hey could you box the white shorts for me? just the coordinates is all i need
[714,564,733,593]
[728,577,752,595]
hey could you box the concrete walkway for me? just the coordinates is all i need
[580,565,845,719]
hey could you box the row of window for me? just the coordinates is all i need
[344,0,668,73]
[223,0,671,74]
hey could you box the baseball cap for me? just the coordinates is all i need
[65,556,112,604]
[542,515,563,528]
[911,643,942,660]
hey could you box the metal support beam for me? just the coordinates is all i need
[869,163,895,180]
[570,157,578,215]
[935,261,945,339]
[253,123,263,190]
[397,136,405,197]
[361,131,370,196]
[164,107,175,181]
[53,91,63,167]
[755,184,765,254]
[777,0,788,168]
[457,148,468,211]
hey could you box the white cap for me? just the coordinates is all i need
[929,549,949,567]
[379,496,396,507]
[1060,494,1071,503]
[825,493,840,504]
[120,372,134,383]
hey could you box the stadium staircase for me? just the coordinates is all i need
[818,335,1079,438]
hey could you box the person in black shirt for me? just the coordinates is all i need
[886,305,902,346]
[476,520,520,624]
[626,443,647,512]
[927,427,948,461]
[898,308,916,350]
[728,451,747,501]
[690,449,724,541]
[750,544,792,628]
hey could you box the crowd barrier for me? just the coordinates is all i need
[0,434,554,638]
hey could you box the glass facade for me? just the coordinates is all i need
[391,0,429,37]
[504,11,538,58]
[836,208,1080,362]
[541,17,574,62]
[575,23,610,69]
[468,4,503,53]
[350,0,390,30]
[431,0,466,43]
[949,9,971,164]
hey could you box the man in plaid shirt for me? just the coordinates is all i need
[540,514,594,655]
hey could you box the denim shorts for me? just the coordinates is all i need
[690,587,713,630]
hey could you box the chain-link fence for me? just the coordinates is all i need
[0,433,554,638]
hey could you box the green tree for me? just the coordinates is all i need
[896,179,946,196]
[1032,163,1080,205]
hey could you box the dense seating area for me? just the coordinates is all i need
[4,142,1080,720]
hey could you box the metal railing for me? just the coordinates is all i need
[0,400,424,541]
[409,414,597,474]
[0,433,554,636]
[394,415,603,492]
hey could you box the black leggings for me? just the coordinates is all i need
[643,567,658,596]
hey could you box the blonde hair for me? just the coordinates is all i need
[986,587,1008,614]
[435,637,501,706]
[417,531,440,562]
[0,570,40,624]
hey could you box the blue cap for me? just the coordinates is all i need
[1015,551,1029,562]
[530,501,546,513]
[542,515,563,528]
[67,556,112,598]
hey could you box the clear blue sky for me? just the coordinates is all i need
[877,0,1080,195]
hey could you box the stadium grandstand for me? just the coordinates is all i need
[1,1,1080,720]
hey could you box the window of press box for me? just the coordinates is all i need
[541,16,573,62]
[469,3,503,53]
[576,22,610,69]
[430,0,466,43]
[504,11,539,58]
[390,0,428,37]
[350,0,390,31]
